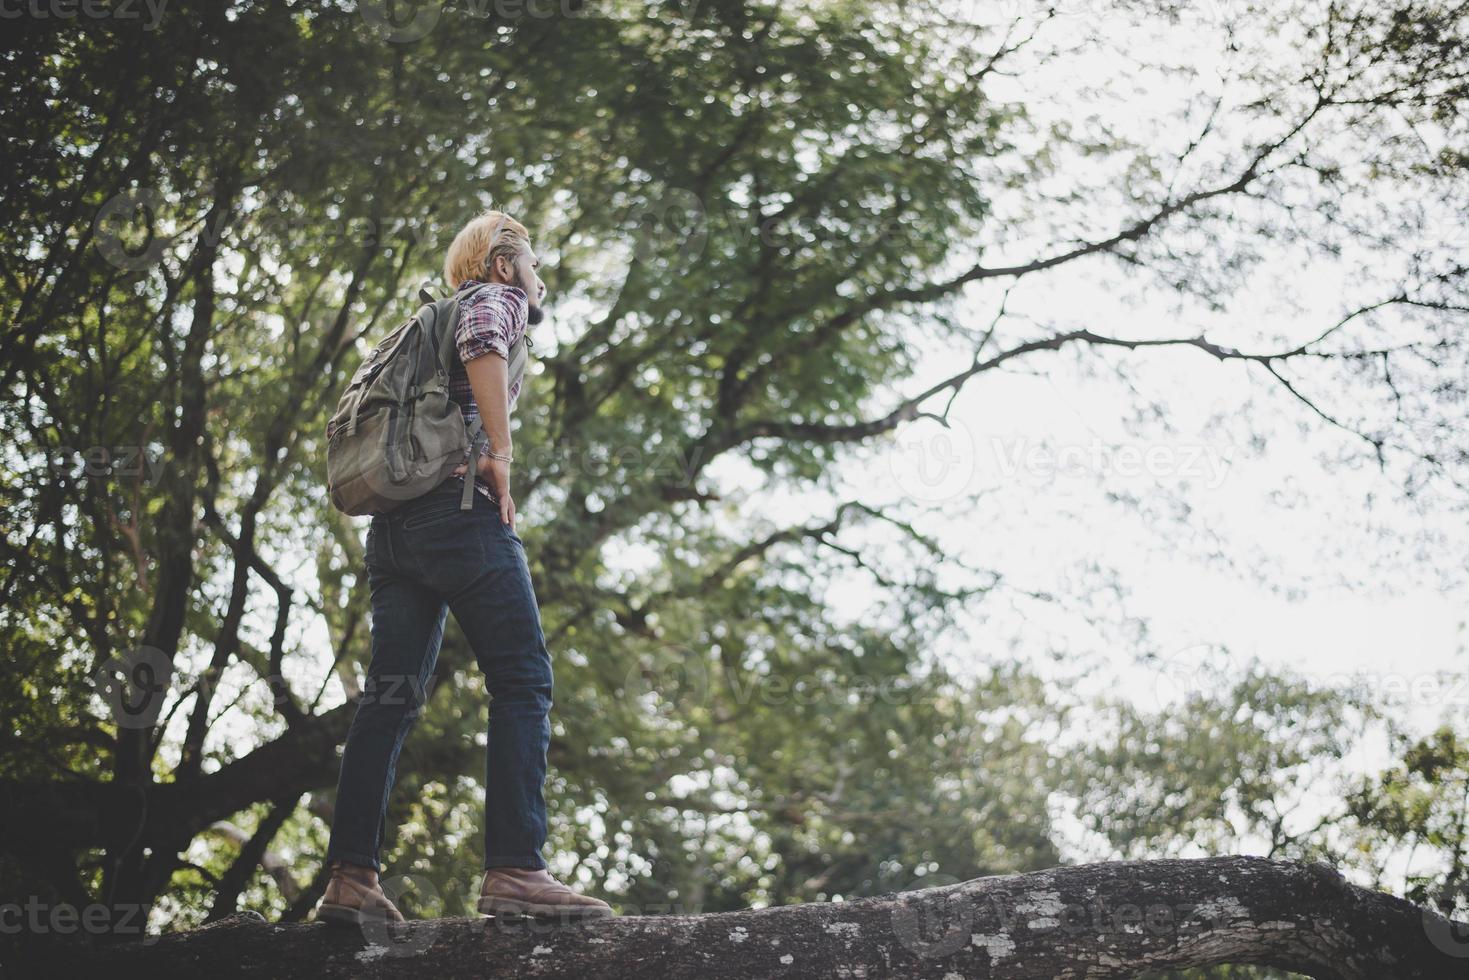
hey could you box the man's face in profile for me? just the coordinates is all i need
[508,246,546,325]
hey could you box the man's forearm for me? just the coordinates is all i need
[465,354,512,455]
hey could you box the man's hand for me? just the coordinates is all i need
[453,452,515,529]
[459,352,515,528]
[483,453,514,528]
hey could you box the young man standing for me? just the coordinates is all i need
[317,210,612,923]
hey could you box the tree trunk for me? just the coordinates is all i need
[11,857,1466,979]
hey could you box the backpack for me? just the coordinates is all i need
[326,281,527,516]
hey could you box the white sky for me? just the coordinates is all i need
[691,0,1469,869]
[581,0,1469,729]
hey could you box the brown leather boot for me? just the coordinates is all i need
[478,867,613,920]
[316,860,406,926]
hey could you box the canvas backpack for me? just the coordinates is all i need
[326,281,527,516]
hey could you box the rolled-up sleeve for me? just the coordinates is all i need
[456,284,528,363]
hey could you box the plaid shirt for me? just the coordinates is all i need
[451,279,529,501]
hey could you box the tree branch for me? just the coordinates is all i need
[17,857,1466,978]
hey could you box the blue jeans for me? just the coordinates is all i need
[326,476,552,871]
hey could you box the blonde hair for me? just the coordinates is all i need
[443,209,531,289]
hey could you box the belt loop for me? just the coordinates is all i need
[461,427,487,510]
[460,468,476,510]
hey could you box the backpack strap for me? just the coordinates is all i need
[462,419,487,510]
[434,281,491,376]
[505,330,528,400]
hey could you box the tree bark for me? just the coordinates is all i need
[11,857,1466,979]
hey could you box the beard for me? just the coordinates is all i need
[514,269,546,325]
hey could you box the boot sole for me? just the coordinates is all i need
[477,896,612,920]
[317,902,401,926]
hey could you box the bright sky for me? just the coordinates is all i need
[567,2,1467,715]
[531,0,1469,740]
[696,0,1469,869]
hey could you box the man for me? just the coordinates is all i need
[316,210,612,924]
